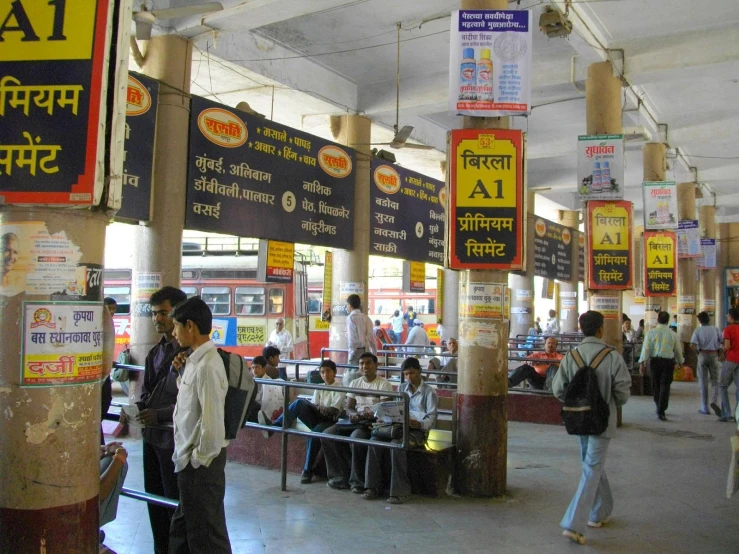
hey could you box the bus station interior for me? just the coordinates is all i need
[3,0,739,552]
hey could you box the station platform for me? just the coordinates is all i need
[101,381,737,553]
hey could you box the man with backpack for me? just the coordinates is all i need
[551,311,632,546]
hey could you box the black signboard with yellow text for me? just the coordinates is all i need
[370,160,445,265]
[0,0,110,204]
[186,96,355,248]
[587,200,633,289]
[533,217,574,281]
[643,231,676,296]
[449,129,523,270]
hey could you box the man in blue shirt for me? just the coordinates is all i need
[690,311,723,416]
[639,311,684,421]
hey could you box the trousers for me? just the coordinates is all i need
[508,364,557,390]
[560,435,613,535]
[143,441,179,554]
[697,352,720,413]
[321,423,371,487]
[649,357,674,415]
[719,360,739,418]
[273,399,335,472]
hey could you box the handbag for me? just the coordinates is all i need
[371,423,426,447]
[111,347,131,383]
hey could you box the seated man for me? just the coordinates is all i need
[321,353,393,493]
[508,336,564,390]
[99,441,128,550]
[246,356,271,423]
[363,357,438,504]
[258,360,345,484]
[262,345,283,380]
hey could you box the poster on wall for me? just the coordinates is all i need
[677,220,701,258]
[643,231,676,297]
[448,10,532,117]
[448,129,524,270]
[642,182,678,230]
[577,135,624,201]
[587,201,633,290]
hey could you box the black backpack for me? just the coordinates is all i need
[561,347,612,436]
[218,349,258,440]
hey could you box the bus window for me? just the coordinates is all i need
[235,287,265,315]
[103,286,131,315]
[413,300,429,314]
[202,286,231,315]
[269,289,284,314]
[182,286,198,299]
[375,299,401,315]
[307,292,322,314]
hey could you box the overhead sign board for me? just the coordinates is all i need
[643,231,676,297]
[587,200,633,290]
[533,217,574,282]
[370,160,445,265]
[0,0,111,204]
[117,72,159,222]
[577,135,624,201]
[257,240,294,283]
[186,96,356,248]
[449,128,524,270]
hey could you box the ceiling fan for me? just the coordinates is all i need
[133,2,223,40]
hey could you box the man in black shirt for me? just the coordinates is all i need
[121,286,187,554]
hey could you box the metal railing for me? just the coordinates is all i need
[121,487,178,509]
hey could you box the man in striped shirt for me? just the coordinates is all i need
[638,311,684,421]
[346,294,376,378]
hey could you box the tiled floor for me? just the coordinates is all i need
[103,382,739,553]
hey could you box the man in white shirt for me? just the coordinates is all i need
[405,319,430,352]
[322,353,393,492]
[545,309,561,335]
[169,297,231,554]
[258,360,345,483]
[388,310,404,343]
[345,294,376,382]
[265,318,293,359]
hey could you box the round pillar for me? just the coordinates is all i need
[677,183,697,370]
[699,206,717,323]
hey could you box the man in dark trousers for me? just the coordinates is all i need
[120,286,187,554]
[638,310,684,421]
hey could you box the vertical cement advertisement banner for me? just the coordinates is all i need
[577,135,624,201]
[0,0,111,204]
[449,129,524,270]
[642,181,678,230]
[449,10,532,117]
[643,231,676,297]
[587,200,633,289]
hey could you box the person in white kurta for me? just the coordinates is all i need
[266,318,293,358]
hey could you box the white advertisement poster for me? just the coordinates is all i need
[698,239,716,269]
[642,182,678,230]
[448,10,532,117]
[577,135,625,200]
[677,220,701,258]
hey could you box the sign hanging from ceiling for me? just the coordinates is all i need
[0,0,111,204]
[642,181,678,230]
[369,160,445,265]
[448,129,524,270]
[577,135,624,201]
[587,200,633,290]
[402,261,426,293]
[697,238,716,269]
[117,72,159,222]
[677,219,701,258]
[448,10,533,117]
[643,231,677,297]
[257,240,294,283]
[186,96,356,248]
[533,217,574,282]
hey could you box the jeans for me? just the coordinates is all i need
[719,361,739,418]
[560,435,613,535]
[697,353,720,413]
[273,399,335,472]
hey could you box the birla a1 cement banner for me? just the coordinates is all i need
[577,135,624,201]
[448,10,532,117]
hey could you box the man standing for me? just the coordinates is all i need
[265,318,293,359]
[545,309,560,335]
[508,336,564,390]
[322,353,392,493]
[690,311,723,416]
[363,357,437,504]
[169,297,231,554]
[118,287,186,554]
[388,309,404,343]
[638,311,684,421]
[345,294,376,383]
[552,311,632,545]
[719,307,739,422]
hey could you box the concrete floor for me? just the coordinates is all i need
[102,382,739,553]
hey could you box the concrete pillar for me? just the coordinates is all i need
[642,143,669,330]
[129,36,192,386]
[454,0,509,498]
[632,225,644,325]
[585,61,623,350]
[0,210,110,552]
[677,183,697,370]
[700,206,717,323]
[509,192,536,337]
[440,160,459,342]
[716,222,730,326]
[328,116,371,358]
[558,209,580,333]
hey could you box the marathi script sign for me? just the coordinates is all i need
[186,96,355,248]
[0,0,111,204]
[677,220,701,258]
[642,181,678,230]
[449,129,523,270]
[643,231,676,297]
[459,282,506,319]
[117,72,159,221]
[403,261,426,293]
[698,238,716,270]
[257,239,294,283]
[21,301,104,386]
[577,135,624,201]
[370,160,445,264]
[587,200,633,290]
[533,217,574,281]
